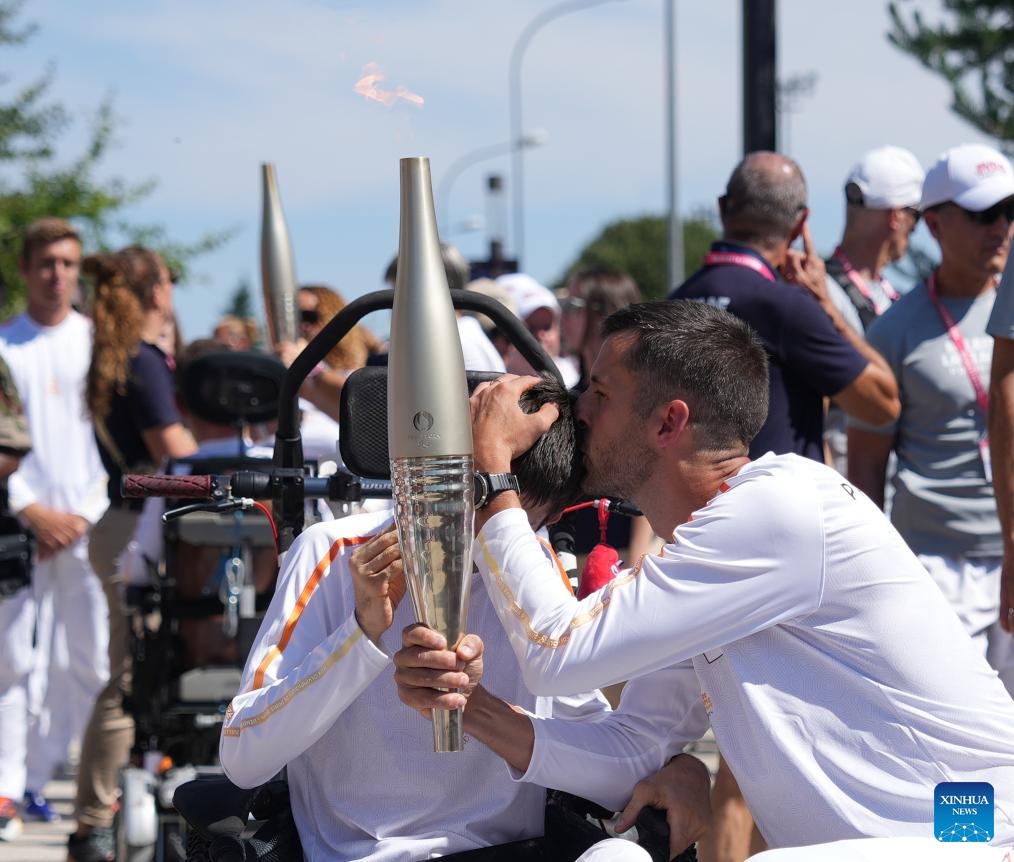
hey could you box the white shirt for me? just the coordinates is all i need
[220,510,609,862]
[475,453,1014,848]
[457,315,506,374]
[0,310,108,522]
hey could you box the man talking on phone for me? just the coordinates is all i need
[671,151,899,463]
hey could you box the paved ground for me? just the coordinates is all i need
[0,779,74,862]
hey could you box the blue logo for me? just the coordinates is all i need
[935,782,993,842]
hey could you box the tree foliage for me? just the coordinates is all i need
[0,1,230,314]
[556,211,719,300]
[888,0,1014,141]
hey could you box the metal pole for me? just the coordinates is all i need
[742,0,777,154]
[509,0,627,269]
[664,0,683,292]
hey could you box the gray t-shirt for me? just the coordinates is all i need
[852,283,999,557]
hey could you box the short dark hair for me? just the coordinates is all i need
[21,217,81,263]
[601,300,769,450]
[512,374,583,514]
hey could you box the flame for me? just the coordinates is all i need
[353,62,424,108]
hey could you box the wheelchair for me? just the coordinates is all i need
[124,291,696,862]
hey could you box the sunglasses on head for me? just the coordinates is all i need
[300,309,320,325]
[957,198,1014,226]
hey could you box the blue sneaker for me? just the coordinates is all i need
[22,789,60,822]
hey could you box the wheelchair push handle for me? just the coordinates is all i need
[122,473,224,500]
[122,470,392,504]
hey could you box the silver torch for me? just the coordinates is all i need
[259,162,300,345]
[388,156,474,752]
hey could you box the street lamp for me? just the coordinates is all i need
[509,0,627,269]
[437,130,548,234]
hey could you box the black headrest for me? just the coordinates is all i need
[339,367,501,479]
[180,350,287,426]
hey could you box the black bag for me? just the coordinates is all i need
[0,513,32,599]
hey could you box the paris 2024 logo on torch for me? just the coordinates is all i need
[935,782,993,842]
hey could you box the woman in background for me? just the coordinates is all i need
[68,246,195,862]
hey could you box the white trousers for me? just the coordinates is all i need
[575,838,653,861]
[0,585,35,798]
[748,837,1012,860]
[11,535,110,791]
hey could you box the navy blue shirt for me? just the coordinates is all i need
[671,241,867,462]
[97,341,182,502]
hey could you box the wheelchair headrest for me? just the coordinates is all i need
[339,367,501,479]
[180,350,287,426]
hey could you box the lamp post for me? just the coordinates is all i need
[509,0,626,269]
[664,0,683,291]
[437,131,547,234]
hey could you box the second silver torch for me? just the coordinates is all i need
[388,156,474,753]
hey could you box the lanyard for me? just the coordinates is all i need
[831,247,900,307]
[703,251,776,282]
[926,272,989,416]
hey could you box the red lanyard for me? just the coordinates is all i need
[926,272,989,416]
[832,247,900,307]
[703,251,776,282]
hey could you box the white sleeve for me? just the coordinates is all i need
[219,521,391,788]
[521,662,709,812]
[6,462,38,514]
[475,475,824,695]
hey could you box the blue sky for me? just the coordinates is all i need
[11,0,990,340]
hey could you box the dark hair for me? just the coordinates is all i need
[21,217,81,263]
[722,152,807,246]
[601,300,769,450]
[512,374,583,514]
[384,242,470,292]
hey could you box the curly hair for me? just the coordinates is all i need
[300,284,383,371]
[85,246,165,423]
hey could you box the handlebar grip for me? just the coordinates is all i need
[122,474,216,499]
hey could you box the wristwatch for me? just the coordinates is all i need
[473,472,520,509]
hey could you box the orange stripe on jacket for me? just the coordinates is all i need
[250,532,373,690]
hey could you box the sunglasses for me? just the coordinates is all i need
[559,296,586,314]
[904,207,921,226]
[957,199,1014,226]
[300,309,320,325]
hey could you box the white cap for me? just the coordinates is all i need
[845,146,925,209]
[495,273,560,321]
[921,143,1014,211]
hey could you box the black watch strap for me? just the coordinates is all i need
[473,472,520,509]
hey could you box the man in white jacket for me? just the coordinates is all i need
[397,300,1014,855]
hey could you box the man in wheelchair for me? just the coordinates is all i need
[218,374,710,861]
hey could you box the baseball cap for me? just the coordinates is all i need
[844,146,925,209]
[921,143,1014,211]
[495,273,560,321]
[465,277,519,334]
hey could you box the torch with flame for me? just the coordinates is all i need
[388,157,474,753]
[260,163,300,346]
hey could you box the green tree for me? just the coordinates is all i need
[0,1,229,313]
[888,0,1014,141]
[224,277,257,320]
[557,211,719,300]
